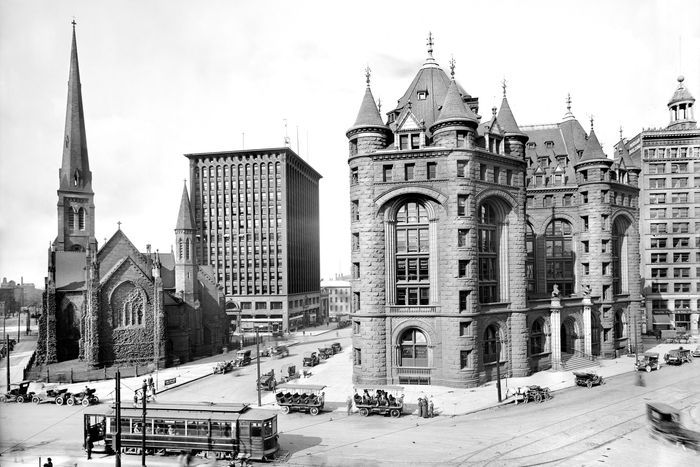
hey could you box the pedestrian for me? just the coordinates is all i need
[417,397,424,417]
[346,395,353,415]
[44,458,53,467]
[148,374,155,395]
[428,398,434,418]
[133,391,139,407]
[635,371,646,387]
[86,432,94,460]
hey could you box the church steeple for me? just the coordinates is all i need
[60,20,92,193]
[175,181,197,301]
[55,21,96,253]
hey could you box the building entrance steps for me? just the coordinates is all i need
[561,352,600,371]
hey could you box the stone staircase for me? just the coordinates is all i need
[562,352,600,371]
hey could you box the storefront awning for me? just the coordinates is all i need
[653,314,671,324]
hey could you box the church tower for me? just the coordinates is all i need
[55,21,96,253]
[175,182,197,302]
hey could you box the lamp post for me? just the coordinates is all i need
[255,326,262,407]
[141,379,147,466]
[115,369,121,467]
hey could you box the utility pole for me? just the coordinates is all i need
[5,335,10,391]
[495,338,502,403]
[115,370,121,467]
[141,380,147,466]
[255,326,261,407]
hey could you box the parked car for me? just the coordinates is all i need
[573,371,604,388]
[257,370,277,391]
[691,345,700,358]
[0,381,35,403]
[331,342,342,353]
[635,352,661,372]
[303,351,319,367]
[664,348,693,365]
[233,349,252,367]
[270,345,289,359]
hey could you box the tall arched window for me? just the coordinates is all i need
[478,203,498,303]
[78,208,86,231]
[530,318,545,354]
[526,224,536,294]
[68,208,76,230]
[398,328,428,367]
[395,201,430,305]
[111,281,145,327]
[612,217,631,295]
[483,324,500,363]
[178,239,183,260]
[545,220,574,295]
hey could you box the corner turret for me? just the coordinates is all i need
[667,75,696,130]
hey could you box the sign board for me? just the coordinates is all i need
[164,377,177,386]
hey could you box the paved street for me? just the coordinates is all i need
[1,334,699,466]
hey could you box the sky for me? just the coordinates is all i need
[1,0,699,288]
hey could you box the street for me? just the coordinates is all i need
[1,331,699,466]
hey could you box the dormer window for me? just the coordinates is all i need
[538,157,550,168]
[417,90,428,100]
[527,142,536,149]
[545,141,554,149]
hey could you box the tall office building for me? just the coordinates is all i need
[186,147,322,333]
[621,76,699,335]
[347,36,642,388]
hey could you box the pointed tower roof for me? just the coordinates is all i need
[59,21,92,192]
[432,72,479,127]
[614,132,637,169]
[496,82,525,137]
[578,120,608,163]
[175,182,195,230]
[347,67,389,135]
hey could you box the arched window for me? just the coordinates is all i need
[478,203,498,303]
[398,328,428,367]
[178,239,183,260]
[612,217,631,295]
[68,208,76,230]
[530,318,545,354]
[78,208,86,231]
[483,324,500,363]
[525,224,536,294]
[545,220,574,295]
[395,201,430,305]
[111,281,145,327]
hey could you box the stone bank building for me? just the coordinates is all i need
[347,38,642,387]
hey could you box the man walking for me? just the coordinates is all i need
[346,395,353,415]
[148,374,155,395]
[85,432,94,460]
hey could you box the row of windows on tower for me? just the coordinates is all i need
[649,222,699,234]
[649,207,692,219]
[649,283,700,293]
[649,177,700,189]
[649,252,697,263]
[644,147,700,160]
[68,207,87,231]
[195,162,283,178]
[651,300,698,311]
[650,237,700,248]
[651,266,700,278]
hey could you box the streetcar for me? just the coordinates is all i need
[83,402,278,461]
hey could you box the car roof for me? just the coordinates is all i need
[647,402,680,415]
[277,384,326,391]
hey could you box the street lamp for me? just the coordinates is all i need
[255,326,262,407]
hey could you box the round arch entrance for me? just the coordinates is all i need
[561,316,580,354]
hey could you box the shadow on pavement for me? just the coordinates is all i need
[278,433,323,456]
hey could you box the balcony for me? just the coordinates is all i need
[386,305,440,315]
[395,367,432,376]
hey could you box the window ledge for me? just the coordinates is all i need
[484,360,507,367]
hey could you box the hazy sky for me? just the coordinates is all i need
[1,0,698,288]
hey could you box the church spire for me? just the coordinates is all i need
[175,181,195,230]
[60,20,91,192]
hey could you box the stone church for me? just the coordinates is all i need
[38,24,228,368]
[347,35,642,387]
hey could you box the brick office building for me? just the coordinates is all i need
[185,147,322,333]
[39,24,228,367]
[620,76,699,335]
[347,37,642,387]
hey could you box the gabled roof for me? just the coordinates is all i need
[59,23,92,193]
[176,183,195,230]
[98,229,149,279]
[432,80,479,127]
[99,255,151,287]
[347,86,388,134]
[615,138,637,169]
[578,129,608,162]
[396,107,422,132]
[496,96,525,136]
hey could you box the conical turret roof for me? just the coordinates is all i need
[496,95,525,136]
[579,129,608,162]
[59,22,92,192]
[348,85,388,134]
[615,138,637,169]
[176,183,195,230]
[433,80,479,127]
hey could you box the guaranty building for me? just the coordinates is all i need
[347,36,643,387]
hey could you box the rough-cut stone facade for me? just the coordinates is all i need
[347,43,642,388]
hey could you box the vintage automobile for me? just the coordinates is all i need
[67,386,99,407]
[664,348,693,365]
[269,345,289,359]
[276,384,326,415]
[213,360,234,374]
[691,345,700,358]
[510,385,553,404]
[573,371,604,388]
[647,402,700,451]
[257,370,277,391]
[635,352,661,372]
[0,381,35,403]
[279,364,300,383]
[31,384,72,405]
[331,342,342,354]
[317,347,334,360]
[233,349,252,367]
[303,351,319,367]
[353,386,405,418]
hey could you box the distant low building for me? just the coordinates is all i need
[321,278,351,322]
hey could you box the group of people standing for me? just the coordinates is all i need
[417,397,434,418]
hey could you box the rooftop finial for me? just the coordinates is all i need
[72,17,76,28]
[501,78,507,97]
[427,32,434,59]
[377,97,382,114]
[365,65,371,87]
[590,115,594,132]
[449,56,455,79]
[117,221,122,231]
[566,93,572,112]
[619,126,623,140]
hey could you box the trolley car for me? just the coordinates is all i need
[83,402,278,461]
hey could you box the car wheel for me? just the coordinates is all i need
[534,393,543,403]
[32,396,40,404]
[646,365,652,373]
[93,396,99,404]
[82,398,90,407]
[390,409,401,418]
[586,381,593,389]
[56,397,64,405]
[17,395,25,404]
[67,397,75,406]
[359,408,369,417]
[281,405,290,414]
[310,407,319,416]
